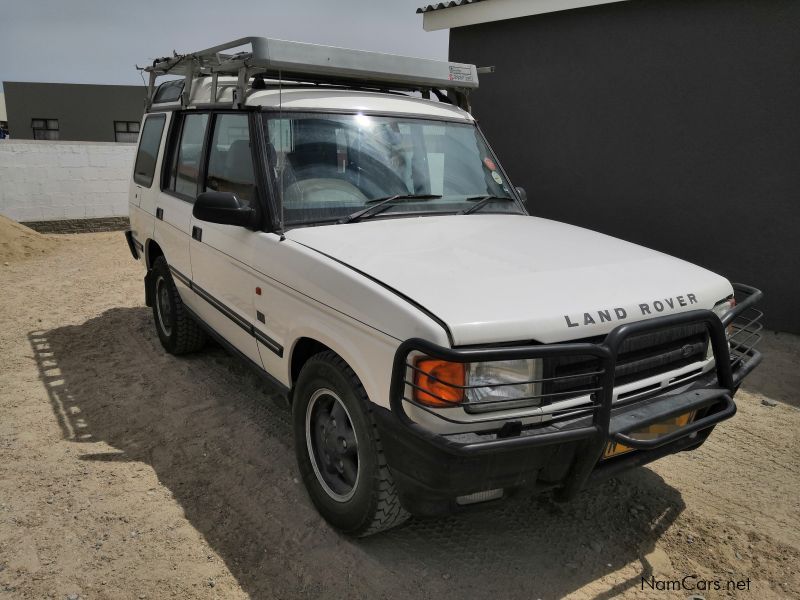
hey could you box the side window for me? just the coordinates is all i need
[166,113,209,200]
[205,114,256,208]
[133,114,165,187]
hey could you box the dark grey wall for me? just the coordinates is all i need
[450,0,800,334]
[4,82,145,142]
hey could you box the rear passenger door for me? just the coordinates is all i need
[129,113,166,251]
[189,112,263,366]
[154,111,209,285]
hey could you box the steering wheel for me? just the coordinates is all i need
[289,143,409,199]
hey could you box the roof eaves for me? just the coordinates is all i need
[416,0,487,14]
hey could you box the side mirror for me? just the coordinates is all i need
[515,186,531,213]
[193,191,255,227]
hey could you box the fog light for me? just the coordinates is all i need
[455,488,504,506]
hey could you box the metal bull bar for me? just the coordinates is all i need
[388,283,763,498]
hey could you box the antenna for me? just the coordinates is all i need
[278,70,286,241]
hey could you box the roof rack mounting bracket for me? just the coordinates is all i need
[235,66,248,109]
[210,72,219,104]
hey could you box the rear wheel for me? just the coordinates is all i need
[150,256,206,355]
[293,351,409,536]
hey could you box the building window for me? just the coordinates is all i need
[114,121,141,143]
[32,118,59,140]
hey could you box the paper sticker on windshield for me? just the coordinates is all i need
[491,171,503,185]
[483,157,496,170]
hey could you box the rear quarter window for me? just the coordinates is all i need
[133,114,166,187]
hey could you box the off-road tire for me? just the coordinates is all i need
[150,256,206,355]
[293,351,410,536]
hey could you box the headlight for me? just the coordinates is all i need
[712,296,737,337]
[712,296,736,321]
[413,357,542,410]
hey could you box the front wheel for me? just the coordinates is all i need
[293,351,409,536]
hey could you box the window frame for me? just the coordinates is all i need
[160,109,268,231]
[203,112,259,209]
[160,110,212,204]
[31,117,59,140]
[203,110,269,230]
[114,120,141,143]
[132,113,166,188]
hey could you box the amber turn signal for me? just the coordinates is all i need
[414,358,466,407]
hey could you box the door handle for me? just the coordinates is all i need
[156,207,163,220]
[192,226,202,242]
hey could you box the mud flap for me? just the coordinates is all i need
[124,230,139,261]
[144,269,156,307]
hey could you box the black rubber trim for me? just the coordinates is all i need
[184,305,290,394]
[168,265,284,358]
[253,328,284,357]
[192,283,253,333]
[168,265,192,288]
[293,242,455,346]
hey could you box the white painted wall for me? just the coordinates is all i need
[0,140,136,222]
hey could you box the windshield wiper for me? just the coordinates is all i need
[339,194,442,224]
[458,195,516,215]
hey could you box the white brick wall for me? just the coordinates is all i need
[0,140,136,222]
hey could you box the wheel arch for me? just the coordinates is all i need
[145,238,164,271]
[286,331,393,412]
[143,240,165,307]
[290,337,332,387]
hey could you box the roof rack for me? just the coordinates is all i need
[141,36,479,112]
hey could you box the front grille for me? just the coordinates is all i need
[544,323,710,403]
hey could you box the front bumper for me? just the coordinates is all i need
[376,283,763,516]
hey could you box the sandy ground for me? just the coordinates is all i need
[0,226,799,600]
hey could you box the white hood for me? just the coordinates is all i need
[287,215,733,345]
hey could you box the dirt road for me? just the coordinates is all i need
[1,228,798,599]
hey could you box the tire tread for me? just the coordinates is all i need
[152,256,206,355]
[308,351,410,536]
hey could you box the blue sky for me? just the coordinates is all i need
[0,0,448,90]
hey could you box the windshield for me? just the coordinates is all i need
[264,113,521,226]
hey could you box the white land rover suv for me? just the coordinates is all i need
[125,38,763,536]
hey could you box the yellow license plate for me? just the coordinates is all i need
[603,411,697,459]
